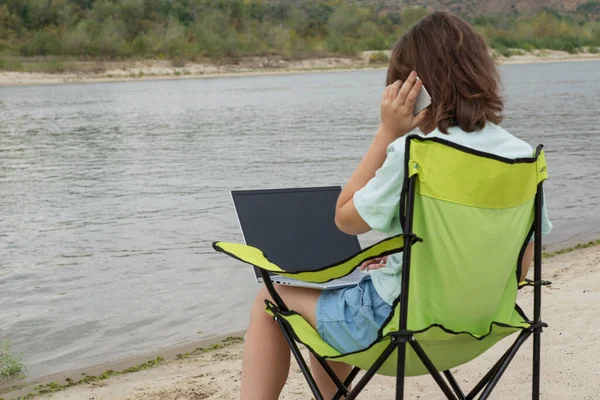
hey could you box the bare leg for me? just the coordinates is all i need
[240,285,352,400]
[240,287,291,400]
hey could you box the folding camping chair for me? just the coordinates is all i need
[213,135,549,400]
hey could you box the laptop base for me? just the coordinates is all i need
[259,268,366,291]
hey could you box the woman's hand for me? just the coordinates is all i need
[360,256,388,272]
[380,71,429,139]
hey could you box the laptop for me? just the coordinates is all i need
[231,186,366,290]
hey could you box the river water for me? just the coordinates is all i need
[1,61,599,380]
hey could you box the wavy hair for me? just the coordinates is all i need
[387,12,504,133]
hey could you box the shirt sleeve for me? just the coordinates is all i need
[353,138,406,235]
[530,189,553,242]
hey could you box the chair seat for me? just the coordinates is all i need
[268,303,530,377]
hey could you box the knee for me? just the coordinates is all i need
[251,287,273,319]
[254,287,272,306]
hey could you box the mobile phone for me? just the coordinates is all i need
[414,77,432,115]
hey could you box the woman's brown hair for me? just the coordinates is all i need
[387,12,503,133]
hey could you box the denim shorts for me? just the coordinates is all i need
[316,276,392,354]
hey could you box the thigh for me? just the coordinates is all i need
[257,285,321,329]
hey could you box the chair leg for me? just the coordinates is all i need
[312,355,350,398]
[277,318,324,400]
[332,367,361,400]
[396,341,407,400]
[532,330,541,399]
[479,331,531,400]
[466,336,520,400]
[346,342,397,400]
[344,367,361,387]
[444,370,466,400]
[409,340,457,400]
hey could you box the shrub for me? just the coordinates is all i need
[37,58,72,73]
[171,57,186,68]
[0,56,24,71]
[368,51,389,64]
[0,340,25,382]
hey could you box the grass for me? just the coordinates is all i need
[1,336,244,400]
[15,357,165,399]
[494,47,526,58]
[0,57,24,71]
[0,341,25,383]
[0,57,74,73]
[174,336,244,361]
[543,239,600,258]
[488,33,596,55]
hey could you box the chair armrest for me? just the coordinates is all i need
[212,234,419,283]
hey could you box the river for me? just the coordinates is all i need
[1,61,599,379]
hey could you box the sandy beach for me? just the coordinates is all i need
[1,50,599,87]
[2,243,599,400]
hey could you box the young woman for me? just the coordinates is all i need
[240,11,552,400]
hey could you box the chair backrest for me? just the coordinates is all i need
[383,136,547,336]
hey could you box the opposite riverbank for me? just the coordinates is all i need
[2,240,599,400]
[1,50,600,87]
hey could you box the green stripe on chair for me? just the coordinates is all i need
[407,139,546,208]
[213,234,412,283]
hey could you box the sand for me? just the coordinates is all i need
[1,50,599,87]
[3,244,598,400]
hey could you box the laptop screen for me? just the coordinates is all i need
[231,187,362,275]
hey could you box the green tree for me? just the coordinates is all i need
[0,0,598,66]
[119,0,145,38]
[288,7,309,37]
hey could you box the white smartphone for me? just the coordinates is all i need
[414,77,432,115]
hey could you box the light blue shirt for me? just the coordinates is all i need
[353,123,553,306]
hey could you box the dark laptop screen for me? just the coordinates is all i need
[232,187,361,274]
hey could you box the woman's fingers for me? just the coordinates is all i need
[380,73,427,137]
[360,257,388,271]
[387,80,402,101]
[360,258,380,270]
[395,71,417,105]
[405,79,423,111]
[366,260,387,271]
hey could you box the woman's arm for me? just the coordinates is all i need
[334,126,400,235]
[520,242,534,282]
[335,71,428,235]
